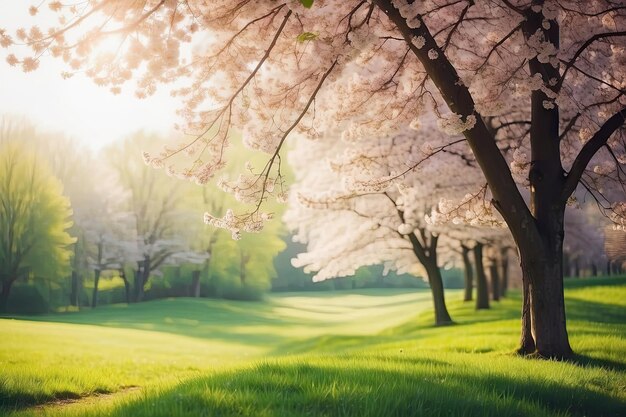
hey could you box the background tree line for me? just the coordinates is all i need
[0,120,469,314]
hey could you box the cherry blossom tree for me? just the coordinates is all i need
[4,0,626,357]
[105,133,193,302]
[285,124,492,325]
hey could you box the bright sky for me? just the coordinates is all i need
[0,2,181,150]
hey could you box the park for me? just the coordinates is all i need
[1,1,626,416]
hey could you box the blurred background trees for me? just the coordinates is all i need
[0,126,74,312]
[0,119,620,314]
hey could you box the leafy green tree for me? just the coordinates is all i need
[0,141,74,311]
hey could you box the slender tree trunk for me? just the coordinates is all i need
[461,245,473,302]
[136,270,147,302]
[574,259,580,278]
[490,260,500,302]
[239,251,250,287]
[91,269,101,308]
[190,270,201,297]
[500,248,509,297]
[591,263,598,276]
[607,260,612,276]
[423,259,453,326]
[0,280,14,313]
[70,241,81,307]
[70,271,80,307]
[474,244,489,310]
[119,269,131,304]
[134,257,150,302]
[133,268,143,303]
[405,230,453,326]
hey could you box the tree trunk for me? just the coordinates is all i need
[190,270,201,297]
[591,263,598,277]
[519,9,572,359]
[406,231,453,326]
[607,260,612,276]
[521,253,572,358]
[91,269,101,308]
[423,259,453,326]
[134,257,150,302]
[474,244,489,310]
[612,262,620,275]
[500,248,509,297]
[119,269,131,304]
[461,245,473,302]
[518,276,536,355]
[239,251,250,287]
[70,271,80,307]
[574,259,580,278]
[0,280,14,313]
[517,204,573,358]
[133,268,143,303]
[490,261,500,302]
[136,271,147,302]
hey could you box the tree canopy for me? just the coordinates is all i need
[0,138,74,311]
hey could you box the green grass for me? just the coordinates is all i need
[1,278,625,416]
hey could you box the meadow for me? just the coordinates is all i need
[1,278,625,417]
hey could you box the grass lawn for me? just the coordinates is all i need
[0,278,625,416]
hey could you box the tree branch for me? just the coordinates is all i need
[562,107,626,201]
[557,31,626,91]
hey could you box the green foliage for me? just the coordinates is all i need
[299,0,314,8]
[0,277,625,416]
[0,141,74,309]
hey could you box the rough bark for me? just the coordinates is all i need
[474,244,490,310]
[461,245,473,302]
[91,269,101,308]
[518,276,536,355]
[521,243,572,358]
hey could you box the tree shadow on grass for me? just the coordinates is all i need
[565,298,626,325]
[570,355,626,373]
[99,358,626,417]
